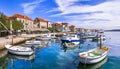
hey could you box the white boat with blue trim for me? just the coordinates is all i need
[61,34,80,43]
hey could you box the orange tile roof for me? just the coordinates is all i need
[69,25,75,28]
[69,25,75,30]
[5,15,9,19]
[61,22,68,25]
[35,18,49,22]
[11,14,32,20]
[52,23,61,27]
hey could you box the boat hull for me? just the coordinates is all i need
[61,39,80,43]
[78,46,109,64]
[36,38,51,41]
[5,45,34,56]
[7,49,34,56]
[25,41,41,45]
[80,53,107,64]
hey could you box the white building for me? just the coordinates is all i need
[11,14,33,30]
[34,17,51,29]
[60,22,70,32]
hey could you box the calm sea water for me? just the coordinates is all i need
[0,32,120,69]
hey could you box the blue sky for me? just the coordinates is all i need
[0,0,120,29]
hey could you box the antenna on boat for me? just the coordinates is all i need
[100,35,102,49]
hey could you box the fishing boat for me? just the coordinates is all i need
[78,46,109,64]
[5,44,34,55]
[78,35,109,64]
[61,34,80,43]
[25,40,41,45]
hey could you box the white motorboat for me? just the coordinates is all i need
[5,44,34,55]
[61,34,80,43]
[36,34,51,41]
[25,41,41,45]
[78,46,109,64]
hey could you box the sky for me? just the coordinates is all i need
[0,0,120,30]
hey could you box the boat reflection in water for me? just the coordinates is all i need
[26,40,51,48]
[0,49,8,58]
[8,53,35,62]
[0,49,8,69]
[61,39,85,52]
[78,57,108,69]
[39,41,51,48]
[61,42,80,52]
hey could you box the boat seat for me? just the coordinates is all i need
[102,47,109,51]
[98,46,109,51]
[88,53,98,58]
[89,51,102,56]
[80,54,86,58]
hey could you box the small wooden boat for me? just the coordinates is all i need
[78,46,109,64]
[25,41,41,45]
[5,44,34,55]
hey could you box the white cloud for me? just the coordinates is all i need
[51,0,120,29]
[21,0,44,14]
[54,0,120,15]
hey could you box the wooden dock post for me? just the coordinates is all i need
[100,35,102,49]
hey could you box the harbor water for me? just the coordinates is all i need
[0,32,120,69]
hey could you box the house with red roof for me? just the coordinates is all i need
[52,23,61,32]
[34,17,51,30]
[69,25,75,32]
[10,14,33,30]
[60,22,70,32]
[76,28,86,33]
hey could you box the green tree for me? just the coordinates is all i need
[0,12,23,30]
[47,27,57,32]
[0,12,9,30]
[12,19,23,30]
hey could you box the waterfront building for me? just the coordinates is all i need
[10,14,33,30]
[69,25,75,32]
[51,23,61,32]
[34,17,51,29]
[76,28,85,33]
[60,22,70,32]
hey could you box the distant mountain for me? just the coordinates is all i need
[105,29,120,31]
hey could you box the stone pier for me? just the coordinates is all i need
[0,34,41,50]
